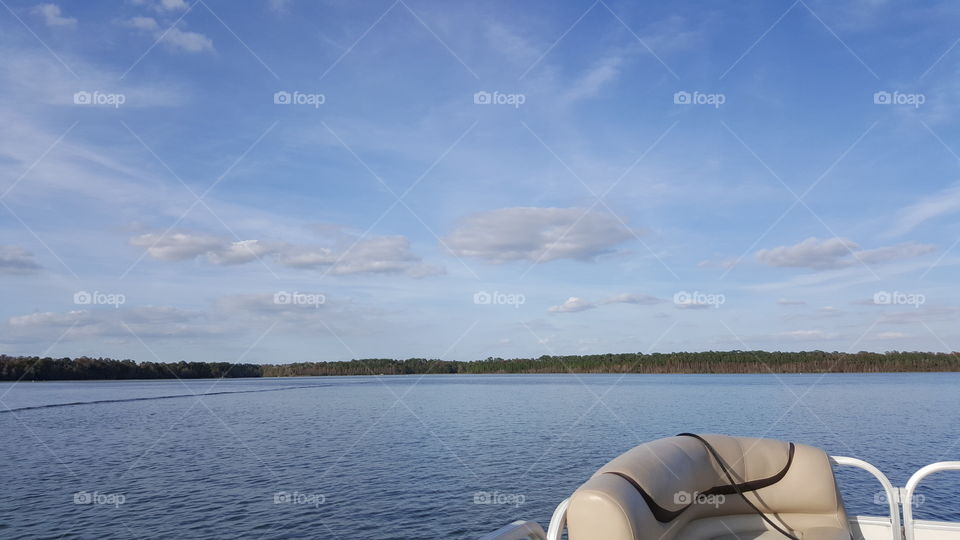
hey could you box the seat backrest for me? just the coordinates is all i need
[566,434,849,540]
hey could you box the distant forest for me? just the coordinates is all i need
[2,351,959,380]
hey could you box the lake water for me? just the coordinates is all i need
[1,373,958,539]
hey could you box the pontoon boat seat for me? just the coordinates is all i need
[567,434,850,540]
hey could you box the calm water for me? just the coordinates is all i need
[1,373,958,539]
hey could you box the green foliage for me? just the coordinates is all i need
[0,355,262,380]
[1,351,958,380]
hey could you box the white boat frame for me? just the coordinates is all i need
[480,459,960,540]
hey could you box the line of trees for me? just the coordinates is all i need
[2,351,959,381]
[0,355,262,381]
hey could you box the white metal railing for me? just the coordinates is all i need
[479,460,960,540]
[545,497,569,540]
[831,455,903,540]
[902,461,960,540]
[477,520,546,540]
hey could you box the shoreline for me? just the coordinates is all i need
[3,351,959,381]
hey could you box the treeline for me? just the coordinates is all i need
[2,351,959,380]
[0,355,262,381]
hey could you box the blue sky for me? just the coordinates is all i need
[2,0,960,363]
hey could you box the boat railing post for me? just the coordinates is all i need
[830,456,902,540]
[902,461,960,540]
[545,498,570,540]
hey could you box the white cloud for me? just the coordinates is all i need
[755,237,935,270]
[164,27,214,53]
[777,299,806,305]
[0,245,42,274]
[889,182,960,235]
[130,0,189,12]
[124,16,161,31]
[122,17,214,53]
[857,243,937,264]
[130,231,441,277]
[548,293,662,313]
[777,329,835,340]
[559,56,624,104]
[548,297,594,313]
[9,310,88,328]
[756,237,858,269]
[6,306,222,341]
[268,0,292,13]
[206,239,278,265]
[130,232,225,261]
[698,257,737,270]
[444,207,634,264]
[281,236,441,277]
[601,293,662,305]
[33,3,76,27]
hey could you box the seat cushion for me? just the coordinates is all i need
[710,526,849,540]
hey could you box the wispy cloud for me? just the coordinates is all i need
[33,3,76,27]
[444,207,634,264]
[888,182,960,236]
[121,17,214,54]
[0,245,42,274]
[755,237,935,270]
[548,293,662,313]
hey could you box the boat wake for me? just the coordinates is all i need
[0,384,326,414]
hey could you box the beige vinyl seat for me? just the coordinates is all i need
[567,434,851,540]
